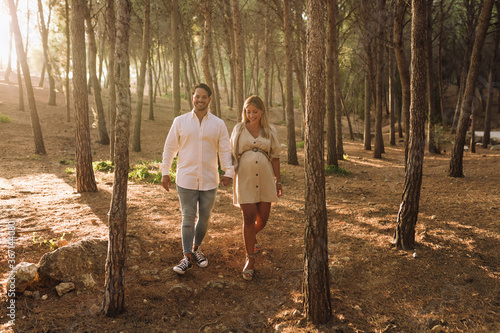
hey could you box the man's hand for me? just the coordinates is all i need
[161,175,171,191]
[220,176,232,187]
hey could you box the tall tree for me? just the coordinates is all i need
[231,0,244,120]
[284,0,298,165]
[394,0,428,250]
[482,1,500,149]
[65,0,71,122]
[132,0,150,152]
[363,71,371,150]
[393,0,411,164]
[7,0,46,155]
[263,0,271,111]
[201,0,216,115]
[172,0,181,117]
[85,2,110,145]
[37,0,56,105]
[72,0,97,192]
[426,1,439,154]
[102,0,132,317]
[107,0,117,161]
[304,0,331,324]
[331,0,343,159]
[449,0,494,177]
[326,0,338,166]
[373,0,385,159]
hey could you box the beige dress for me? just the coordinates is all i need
[230,123,281,205]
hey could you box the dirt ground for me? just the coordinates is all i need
[0,77,499,333]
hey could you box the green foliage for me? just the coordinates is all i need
[296,141,305,148]
[325,164,352,176]
[433,125,452,151]
[93,160,115,172]
[0,113,12,123]
[33,232,70,251]
[65,167,75,174]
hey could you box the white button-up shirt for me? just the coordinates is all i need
[160,110,234,191]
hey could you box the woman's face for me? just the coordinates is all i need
[245,104,263,124]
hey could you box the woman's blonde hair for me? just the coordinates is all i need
[242,95,271,138]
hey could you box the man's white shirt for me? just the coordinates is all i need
[161,110,234,191]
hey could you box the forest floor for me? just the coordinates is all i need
[0,77,499,333]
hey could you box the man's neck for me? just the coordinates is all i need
[194,109,208,122]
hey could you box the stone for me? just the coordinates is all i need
[490,145,500,150]
[168,283,193,298]
[55,282,75,296]
[37,238,107,289]
[8,262,38,292]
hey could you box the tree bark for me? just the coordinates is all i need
[304,0,332,324]
[482,2,500,148]
[394,0,428,251]
[284,0,298,165]
[331,0,343,159]
[8,0,46,155]
[17,60,24,111]
[65,0,71,122]
[132,0,150,152]
[326,0,338,166]
[389,53,396,146]
[449,0,494,177]
[85,2,110,145]
[364,72,371,150]
[426,1,439,154]
[231,0,244,120]
[37,0,56,105]
[102,0,132,317]
[71,0,97,192]
[172,0,181,117]
[107,0,117,162]
[263,0,271,111]
[373,0,385,159]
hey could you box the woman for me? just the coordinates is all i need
[230,95,282,281]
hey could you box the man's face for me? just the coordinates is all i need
[192,88,211,112]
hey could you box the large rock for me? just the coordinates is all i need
[8,262,38,292]
[37,238,107,289]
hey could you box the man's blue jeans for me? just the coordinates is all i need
[176,185,217,255]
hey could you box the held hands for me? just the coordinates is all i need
[220,176,232,187]
[161,175,171,191]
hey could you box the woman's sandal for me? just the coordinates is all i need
[242,254,255,281]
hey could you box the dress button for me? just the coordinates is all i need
[256,185,259,188]
[256,174,258,176]
[256,161,258,163]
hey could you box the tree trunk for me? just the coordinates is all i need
[284,0,298,165]
[148,54,155,121]
[71,0,97,192]
[37,0,56,105]
[426,1,439,154]
[17,60,25,111]
[8,0,46,155]
[304,0,332,324]
[231,0,244,120]
[482,2,500,148]
[172,0,181,117]
[389,53,396,146]
[331,0,343,159]
[393,0,411,165]
[102,0,132,317]
[85,2,110,145]
[4,21,13,83]
[65,0,71,122]
[364,72,371,150]
[38,61,45,88]
[326,0,338,166]
[373,0,385,159]
[394,0,428,251]
[449,0,494,177]
[107,0,117,162]
[132,0,150,152]
[263,0,271,111]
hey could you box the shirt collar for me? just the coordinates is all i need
[190,109,211,119]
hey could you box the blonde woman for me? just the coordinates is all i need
[230,95,282,280]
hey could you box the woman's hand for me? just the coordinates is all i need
[276,182,282,197]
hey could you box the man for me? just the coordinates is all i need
[160,83,233,274]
